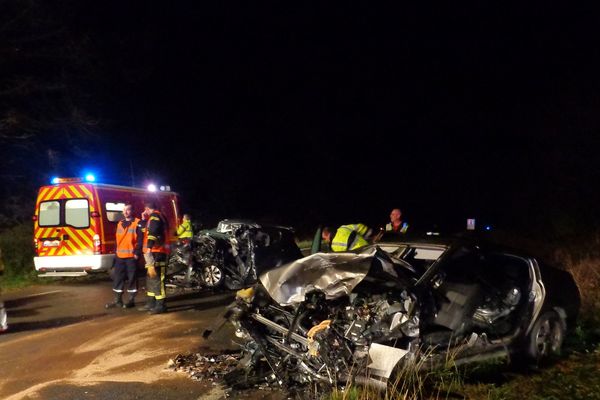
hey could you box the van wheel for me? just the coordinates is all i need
[201,263,224,288]
[526,311,565,363]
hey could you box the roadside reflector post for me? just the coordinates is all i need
[467,219,476,230]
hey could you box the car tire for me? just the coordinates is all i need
[526,310,565,363]
[201,263,225,289]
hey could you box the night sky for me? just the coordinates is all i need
[2,2,600,238]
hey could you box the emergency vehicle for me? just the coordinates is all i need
[33,177,180,276]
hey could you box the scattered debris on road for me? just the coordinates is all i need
[167,351,288,398]
[167,352,241,382]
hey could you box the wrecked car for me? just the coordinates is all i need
[168,219,303,291]
[216,236,580,390]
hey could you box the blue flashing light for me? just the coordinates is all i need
[84,174,96,182]
[484,225,492,231]
[147,184,157,192]
[51,177,59,184]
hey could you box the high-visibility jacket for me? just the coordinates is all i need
[143,210,167,254]
[331,223,370,252]
[386,221,409,234]
[115,218,141,259]
[176,219,193,239]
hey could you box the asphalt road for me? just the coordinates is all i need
[0,278,284,400]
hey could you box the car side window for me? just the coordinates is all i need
[439,247,483,283]
[105,202,126,222]
[478,252,530,288]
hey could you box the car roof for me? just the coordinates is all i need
[217,219,295,232]
[378,232,533,259]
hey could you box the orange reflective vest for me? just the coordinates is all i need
[115,218,140,259]
[143,210,167,254]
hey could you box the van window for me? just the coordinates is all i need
[39,201,60,227]
[105,202,125,222]
[65,199,90,228]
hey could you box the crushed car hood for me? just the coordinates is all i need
[259,247,398,305]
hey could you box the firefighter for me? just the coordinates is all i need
[321,223,373,252]
[105,203,142,309]
[176,214,193,240]
[140,200,169,314]
[175,213,194,287]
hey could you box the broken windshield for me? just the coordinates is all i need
[378,243,447,278]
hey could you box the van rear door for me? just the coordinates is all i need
[35,185,97,257]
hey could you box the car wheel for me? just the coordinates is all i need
[526,310,565,363]
[201,263,225,288]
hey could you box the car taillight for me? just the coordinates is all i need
[93,234,102,254]
[32,215,38,221]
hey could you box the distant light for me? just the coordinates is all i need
[484,225,492,231]
[84,174,96,182]
[467,218,476,230]
[147,184,157,192]
[51,177,59,184]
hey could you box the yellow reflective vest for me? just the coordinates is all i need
[176,219,193,239]
[331,223,370,252]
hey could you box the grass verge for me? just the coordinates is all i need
[0,222,38,291]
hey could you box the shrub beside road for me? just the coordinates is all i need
[0,223,38,289]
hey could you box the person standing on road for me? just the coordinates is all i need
[140,201,169,314]
[386,208,409,234]
[105,203,142,309]
[176,214,193,240]
[321,223,373,252]
[373,208,409,242]
[175,213,194,287]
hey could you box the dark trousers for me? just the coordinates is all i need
[112,257,138,295]
[146,252,167,300]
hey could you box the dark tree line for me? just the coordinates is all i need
[0,1,106,227]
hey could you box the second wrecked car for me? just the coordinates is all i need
[168,219,303,290]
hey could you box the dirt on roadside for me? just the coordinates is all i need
[0,283,265,400]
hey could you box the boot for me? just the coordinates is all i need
[137,296,156,311]
[105,292,123,309]
[123,294,136,309]
[149,299,167,314]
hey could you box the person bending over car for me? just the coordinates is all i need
[322,223,373,252]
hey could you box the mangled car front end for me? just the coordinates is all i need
[219,239,580,390]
